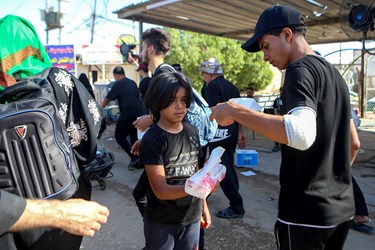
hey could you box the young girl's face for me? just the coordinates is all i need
[160,87,188,124]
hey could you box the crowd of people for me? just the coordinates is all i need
[0,3,373,250]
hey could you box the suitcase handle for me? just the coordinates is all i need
[0,80,40,103]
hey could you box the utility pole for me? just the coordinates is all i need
[58,0,61,45]
[90,0,97,44]
[88,0,98,80]
[42,0,63,45]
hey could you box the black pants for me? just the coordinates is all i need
[275,220,350,250]
[115,117,138,162]
[133,170,149,217]
[352,176,368,216]
[208,142,244,215]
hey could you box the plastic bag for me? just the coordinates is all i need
[185,146,226,199]
[229,97,260,111]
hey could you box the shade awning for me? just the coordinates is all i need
[114,0,375,45]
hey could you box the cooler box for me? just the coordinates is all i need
[235,149,258,167]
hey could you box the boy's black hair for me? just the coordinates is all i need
[144,72,192,123]
[141,28,171,56]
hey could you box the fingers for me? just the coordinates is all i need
[97,212,109,224]
[131,140,141,155]
[59,199,110,237]
[99,205,110,217]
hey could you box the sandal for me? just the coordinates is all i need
[350,220,375,234]
[215,207,244,219]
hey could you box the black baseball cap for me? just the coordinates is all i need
[241,5,305,52]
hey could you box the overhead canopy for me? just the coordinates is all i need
[114,0,375,45]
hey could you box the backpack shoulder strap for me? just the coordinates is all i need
[155,64,177,75]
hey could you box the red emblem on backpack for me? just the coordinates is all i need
[15,125,27,139]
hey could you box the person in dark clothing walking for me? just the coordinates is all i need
[199,57,246,219]
[349,109,374,234]
[78,73,95,99]
[350,177,375,234]
[101,66,145,169]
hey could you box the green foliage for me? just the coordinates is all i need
[164,28,273,92]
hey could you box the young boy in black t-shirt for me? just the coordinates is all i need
[140,72,211,249]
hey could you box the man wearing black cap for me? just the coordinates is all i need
[199,57,245,219]
[210,4,359,249]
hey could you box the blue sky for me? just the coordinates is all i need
[0,0,148,48]
[1,0,374,64]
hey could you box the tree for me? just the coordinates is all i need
[164,28,273,93]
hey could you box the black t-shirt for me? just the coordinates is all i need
[106,77,144,119]
[139,76,151,100]
[278,55,354,226]
[140,122,202,225]
[205,75,240,147]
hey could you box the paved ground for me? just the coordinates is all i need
[80,118,375,250]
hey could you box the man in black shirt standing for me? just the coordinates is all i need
[101,66,144,169]
[199,57,245,219]
[210,5,358,249]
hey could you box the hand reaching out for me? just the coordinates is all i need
[53,199,110,236]
[9,198,110,237]
[133,115,153,131]
[131,140,141,156]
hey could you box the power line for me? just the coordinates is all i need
[11,1,26,13]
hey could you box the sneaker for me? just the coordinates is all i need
[128,158,141,170]
[215,207,244,219]
[272,145,280,152]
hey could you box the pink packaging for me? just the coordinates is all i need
[185,147,226,199]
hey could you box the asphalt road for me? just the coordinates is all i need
[81,124,375,250]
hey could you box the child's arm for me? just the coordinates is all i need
[145,165,188,200]
[200,199,211,229]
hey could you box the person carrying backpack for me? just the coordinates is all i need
[0,15,105,250]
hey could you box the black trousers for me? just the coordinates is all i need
[208,142,244,215]
[115,117,138,162]
[352,176,369,216]
[275,220,350,250]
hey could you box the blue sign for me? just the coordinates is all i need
[46,45,76,76]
